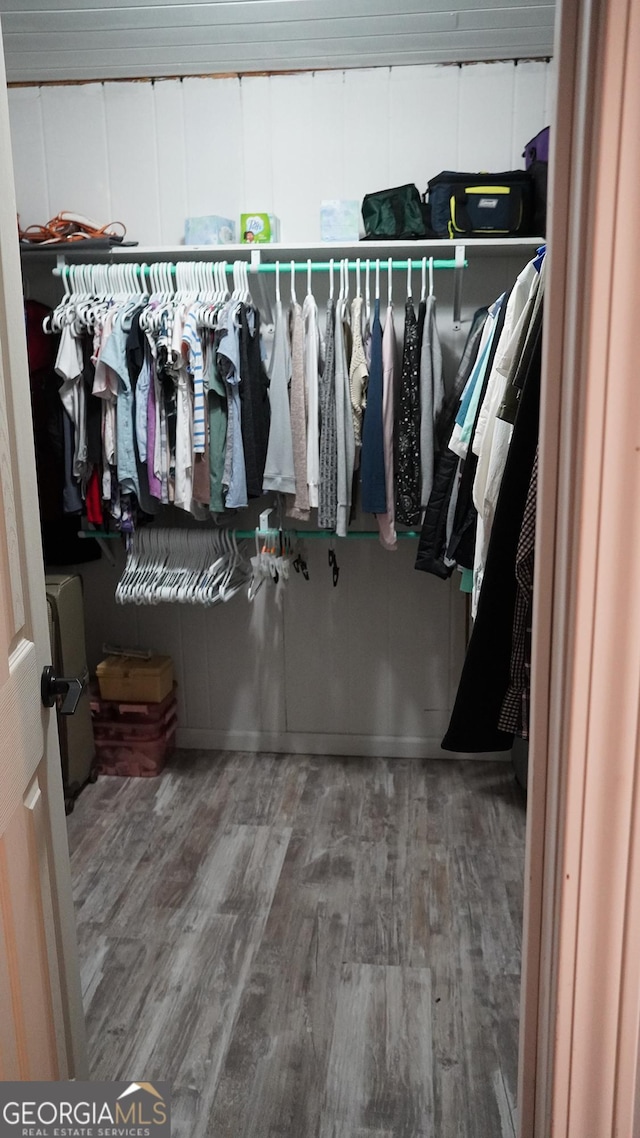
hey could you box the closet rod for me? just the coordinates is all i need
[78,529,421,540]
[55,258,463,277]
[238,530,421,539]
[222,260,460,273]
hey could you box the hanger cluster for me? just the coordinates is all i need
[115,527,252,605]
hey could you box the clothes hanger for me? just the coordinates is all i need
[407,258,412,301]
[275,260,281,305]
[429,255,434,298]
[243,261,252,305]
[290,259,297,306]
[307,258,312,298]
[365,259,371,322]
[220,260,229,302]
[421,257,427,303]
[375,258,380,303]
[329,258,335,303]
[356,257,361,299]
[387,256,393,308]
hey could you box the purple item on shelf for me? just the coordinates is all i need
[523,126,550,168]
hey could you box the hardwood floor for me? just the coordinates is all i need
[66,752,526,1138]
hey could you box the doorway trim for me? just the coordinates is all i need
[520,0,640,1132]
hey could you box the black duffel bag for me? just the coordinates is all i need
[426,170,534,238]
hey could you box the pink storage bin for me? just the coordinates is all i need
[92,699,176,743]
[94,717,177,778]
[89,681,177,724]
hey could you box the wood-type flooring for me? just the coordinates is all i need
[66,751,526,1138]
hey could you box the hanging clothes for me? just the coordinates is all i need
[349,294,368,468]
[395,298,422,526]
[377,303,399,551]
[287,299,310,520]
[101,304,143,503]
[498,446,538,738]
[318,298,338,531]
[334,296,354,538]
[207,335,228,514]
[219,301,248,510]
[419,293,444,509]
[263,298,295,496]
[472,264,542,614]
[26,300,100,564]
[414,308,488,578]
[441,306,543,753]
[445,296,509,573]
[239,303,271,499]
[303,292,321,510]
[360,297,386,516]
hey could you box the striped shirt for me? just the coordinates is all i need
[182,309,206,454]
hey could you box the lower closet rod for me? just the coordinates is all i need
[237,530,421,539]
[78,530,421,540]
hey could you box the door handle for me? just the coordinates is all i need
[41,665,86,716]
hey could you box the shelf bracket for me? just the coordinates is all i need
[249,248,261,273]
[453,244,465,330]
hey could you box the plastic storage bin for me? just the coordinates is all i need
[90,682,178,777]
[93,718,177,777]
[90,682,177,724]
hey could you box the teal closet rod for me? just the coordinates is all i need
[224,259,461,273]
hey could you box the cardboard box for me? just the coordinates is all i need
[96,654,174,704]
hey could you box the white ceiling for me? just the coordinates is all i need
[0,0,555,84]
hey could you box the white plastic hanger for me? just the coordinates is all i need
[375,258,380,302]
[307,258,313,298]
[356,257,361,299]
[421,257,427,303]
[329,258,335,302]
[290,259,297,305]
[387,257,393,307]
[407,258,413,300]
[365,259,371,322]
[429,255,435,298]
[275,260,281,304]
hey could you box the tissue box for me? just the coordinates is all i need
[184,215,236,245]
[240,213,281,243]
[320,200,361,242]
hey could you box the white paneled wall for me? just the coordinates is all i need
[9,61,555,244]
[9,61,554,757]
[69,539,467,759]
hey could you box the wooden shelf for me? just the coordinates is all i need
[21,237,545,264]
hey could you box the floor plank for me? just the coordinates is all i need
[66,751,525,1138]
[318,963,434,1138]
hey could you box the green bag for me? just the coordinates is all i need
[361,183,433,240]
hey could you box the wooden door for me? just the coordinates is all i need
[0,27,87,1079]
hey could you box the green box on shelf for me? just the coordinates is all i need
[240,213,281,244]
